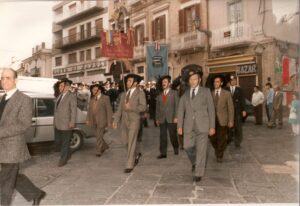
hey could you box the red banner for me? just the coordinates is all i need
[282,56,290,86]
[101,31,134,59]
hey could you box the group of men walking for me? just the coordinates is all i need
[0,65,248,205]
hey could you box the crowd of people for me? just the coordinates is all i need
[0,66,299,205]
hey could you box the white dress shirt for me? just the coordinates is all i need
[190,85,199,98]
[127,87,136,98]
[214,88,221,96]
[230,86,236,94]
[163,88,170,95]
[4,88,18,100]
[252,91,265,107]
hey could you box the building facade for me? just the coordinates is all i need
[52,0,112,83]
[22,42,52,78]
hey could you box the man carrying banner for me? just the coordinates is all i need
[112,74,147,173]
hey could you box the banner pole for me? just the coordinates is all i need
[120,59,126,92]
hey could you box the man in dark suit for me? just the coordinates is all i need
[0,68,46,205]
[86,84,113,156]
[156,75,179,159]
[227,75,246,148]
[177,66,215,182]
[54,78,77,167]
[268,85,283,129]
[210,76,234,162]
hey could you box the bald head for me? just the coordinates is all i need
[1,68,18,91]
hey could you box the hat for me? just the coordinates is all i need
[90,84,105,93]
[230,75,237,81]
[139,80,145,86]
[160,75,171,82]
[59,77,73,85]
[125,73,143,84]
[181,65,203,82]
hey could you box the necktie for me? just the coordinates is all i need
[192,89,195,99]
[215,90,219,105]
[125,90,131,103]
[56,94,63,107]
[1,94,7,104]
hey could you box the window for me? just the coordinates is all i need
[95,18,103,34]
[86,22,91,37]
[80,50,85,62]
[80,25,85,40]
[37,99,54,117]
[68,53,77,64]
[86,49,91,61]
[152,15,166,41]
[134,24,145,46]
[137,66,144,74]
[68,27,77,43]
[179,4,200,33]
[55,57,62,66]
[95,47,101,59]
[228,0,243,24]
[69,3,76,16]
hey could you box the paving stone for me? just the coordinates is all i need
[159,174,194,185]
[146,197,191,204]
[196,187,242,202]
[153,185,195,198]
[198,177,234,188]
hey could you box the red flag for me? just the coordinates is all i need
[282,56,290,85]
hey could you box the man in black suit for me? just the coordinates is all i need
[227,76,246,148]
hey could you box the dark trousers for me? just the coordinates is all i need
[254,104,263,124]
[270,107,283,127]
[54,128,72,162]
[209,121,228,158]
[0,163,42,205]
[159,121,179,155]
[228,113,243,147]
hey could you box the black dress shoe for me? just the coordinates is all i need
[193,176,202,182]
[157,154,167,159]
[124,168,133,173]
[58,159,67,167]
[134,153,142,166]
[192,164,195,172]
[96,154,102,157]
[33,191,46,206]
[174,150,179,155]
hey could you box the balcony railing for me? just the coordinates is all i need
[53,27,102,49]
[211,22,254,49]
[134,45,146,59]
[54,1,104,24]
[170,31,206,51]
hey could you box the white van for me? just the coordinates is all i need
[0,76,94,154]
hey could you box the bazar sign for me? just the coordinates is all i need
[66,61,107,73]
[237,64,257,74]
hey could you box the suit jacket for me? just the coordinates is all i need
[54,91,77,130]
[0,90,32,163]
[227,86,246,115]
[177,87,215,134]
[156,89,179,123]
[113,88,147,125]
[212,89,234,126]
[86,94,113,128]
[273,91,283,110]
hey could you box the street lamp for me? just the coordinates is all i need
[193,16,212,37]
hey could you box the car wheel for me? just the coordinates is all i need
[70,130,84,152]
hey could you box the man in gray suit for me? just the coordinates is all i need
[0,68,46,205]
[156,75,179,159]
[177,66,215,182]
[112,74,147,173]
[86,84,113,157]
[54,78,77,167]
[268,85,283,129]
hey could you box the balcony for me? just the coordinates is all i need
[133,45,146,59]
[128,0,144,7]
[53,27,102,49]
[211,22,254,49]
[54,1,104,25]
[170,31,206,53]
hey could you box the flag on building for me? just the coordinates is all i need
[101,30,134,58]
[146,44,168,81]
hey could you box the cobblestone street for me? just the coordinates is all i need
[13,118,299,205]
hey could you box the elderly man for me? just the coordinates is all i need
[113,74,147,173]
[268,85,283,129]
[0,68,46,205]
[54,78,77,167]
[177,66,215,182]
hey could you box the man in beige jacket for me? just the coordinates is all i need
[113,74,147,173]
[86,84,113,157]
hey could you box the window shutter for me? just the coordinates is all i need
[134,26,138,46]
[160,15,166,40]
[179,9,184,34]
[195,3,201,28]
[152,20,155,41]
[140,24,145,45]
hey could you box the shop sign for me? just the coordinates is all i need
[237,64,257,75]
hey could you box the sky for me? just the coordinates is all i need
[0,0,298,68]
